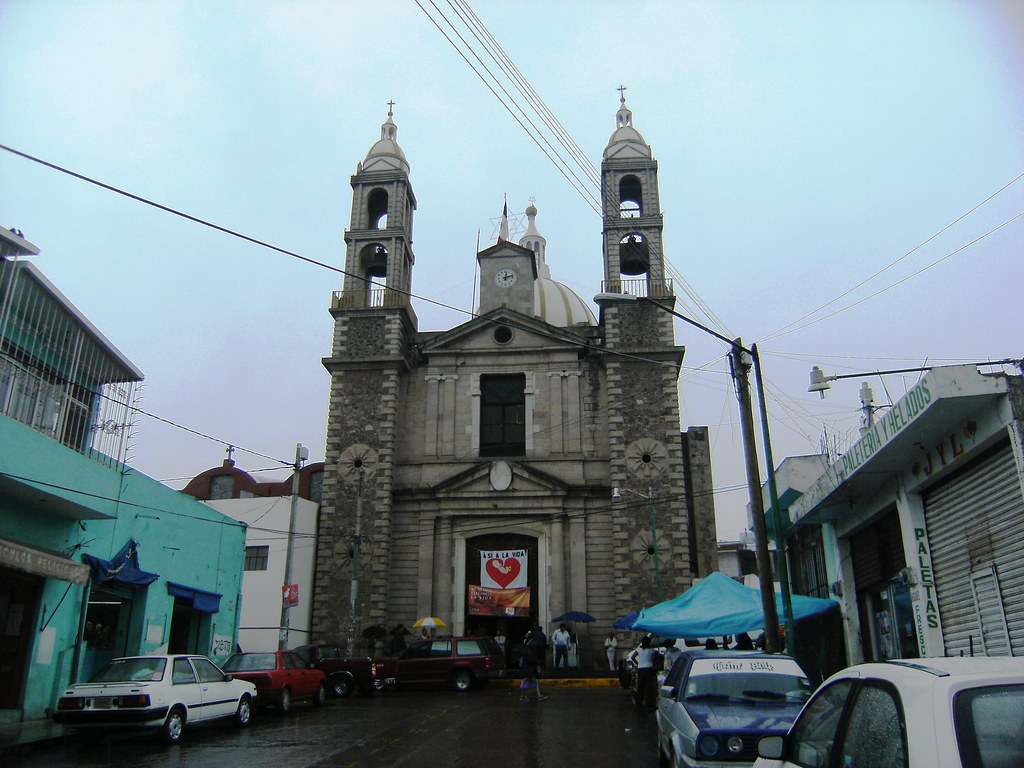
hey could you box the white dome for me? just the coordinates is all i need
[534,278,597,327]
[604,94,651,160]
[362,109,410,173]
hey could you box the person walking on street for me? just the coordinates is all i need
[604,632,619,671]
[552,623,571,669]
[519,631,547,702]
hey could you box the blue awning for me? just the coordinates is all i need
[631,571,839,638]
[166,582,222,614]
[83,538,159,588]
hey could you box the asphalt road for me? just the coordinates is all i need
[9,685,661,768]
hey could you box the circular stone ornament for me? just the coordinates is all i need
[624,437,668,479]
[338,443,378,483]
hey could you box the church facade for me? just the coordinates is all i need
[312,97,719,665]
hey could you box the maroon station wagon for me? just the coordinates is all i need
[222,651,326,712]
[378,636,505,692]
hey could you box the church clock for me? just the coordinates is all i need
[494,268,518,288]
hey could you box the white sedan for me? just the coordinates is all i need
[754,656,1024,768]
[54,654,257,744]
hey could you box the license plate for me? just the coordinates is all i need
[92,697,113,709]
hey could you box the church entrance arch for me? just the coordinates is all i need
[463,533,538,667]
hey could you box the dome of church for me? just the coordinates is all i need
[362,107,410,174]
[604,92,652,161]
[518,203,597,327]
[534,277,598,327]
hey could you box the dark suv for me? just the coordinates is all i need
[377,636,505,692]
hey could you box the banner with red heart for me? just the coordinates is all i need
[480,549,527,589]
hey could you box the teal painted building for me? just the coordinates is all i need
[0,228,246,725]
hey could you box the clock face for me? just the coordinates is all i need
[495,268,518,288]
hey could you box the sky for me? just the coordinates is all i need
[2,0,1022,541]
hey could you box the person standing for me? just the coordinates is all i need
[633,635,659,709]
[604,632,619,671]
[551,624,571,669]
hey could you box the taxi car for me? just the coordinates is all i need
[754,656,1024,768]
[657,650,813,768]
[222,650,327,711]
[54,654,256,744]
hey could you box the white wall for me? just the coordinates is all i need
[205,497,319,651]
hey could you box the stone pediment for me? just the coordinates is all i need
[418,308,591,356]
[431,460,569,498]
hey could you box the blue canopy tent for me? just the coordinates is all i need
[612,610,640,630]
[631,572,838,638]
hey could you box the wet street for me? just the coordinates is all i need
[8,685,660,768]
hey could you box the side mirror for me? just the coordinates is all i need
[659,685,677,699]
[224,674,233,682]
[757,735,784,760]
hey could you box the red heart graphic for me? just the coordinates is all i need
[485,557,521,589]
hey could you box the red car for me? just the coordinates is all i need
[222,651,327,712]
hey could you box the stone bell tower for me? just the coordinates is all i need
[313,105,418,648]
[597,91,697,613]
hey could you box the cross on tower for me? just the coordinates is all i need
[617,84,628,103]
[387,99,396,115]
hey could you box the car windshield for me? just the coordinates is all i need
[223,653,278,672]
[89,657,167,683]
[683,657,812,704]
[954,683,1024,768]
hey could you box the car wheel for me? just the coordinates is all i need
[234,694,253,727]
[160,706,186,745]
[452,669,474,692]
[331,673,354,698]
[313,682,327,706]
[279,687,291,713]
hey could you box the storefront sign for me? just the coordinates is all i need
[840,379,933,481]
[911,527,940,656]
[0,537,89,585]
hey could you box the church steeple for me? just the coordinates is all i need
[600,87,668,296]
[339,102,417,313]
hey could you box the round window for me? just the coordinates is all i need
[493,325,513,344]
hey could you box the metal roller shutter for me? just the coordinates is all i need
[924,441,1024,656]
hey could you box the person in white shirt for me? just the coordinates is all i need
[632,635,660,709]
[604,632,619,670]
[551,624,571,669]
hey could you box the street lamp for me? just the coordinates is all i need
[595,290,793,654]
[612,486,663,601]
[279,442,309,650]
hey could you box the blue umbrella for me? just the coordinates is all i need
[553,611,596,623]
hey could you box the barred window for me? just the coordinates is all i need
[480,374,525,456]
[244,545,269,571]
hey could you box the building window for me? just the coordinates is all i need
[209,475,233,500]
[244,546,269,571]
[480,374,525,456]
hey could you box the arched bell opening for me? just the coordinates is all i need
[619,175,642,218]
[367,188,389,229]
[618,233,650,276]
[359,243,389,306]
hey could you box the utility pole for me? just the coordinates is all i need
[752,345,794,654]
[279,442,308,650]
[647,486,663,602]
[731,340,781,653]
[346,465,365,657]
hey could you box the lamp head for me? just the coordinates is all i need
[611,486,622,501]
[808,365,831,398]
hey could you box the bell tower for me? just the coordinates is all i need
[597,90,694,614]
[601,87,668,296]
[315,104,418,648]
[340,103,417,312]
